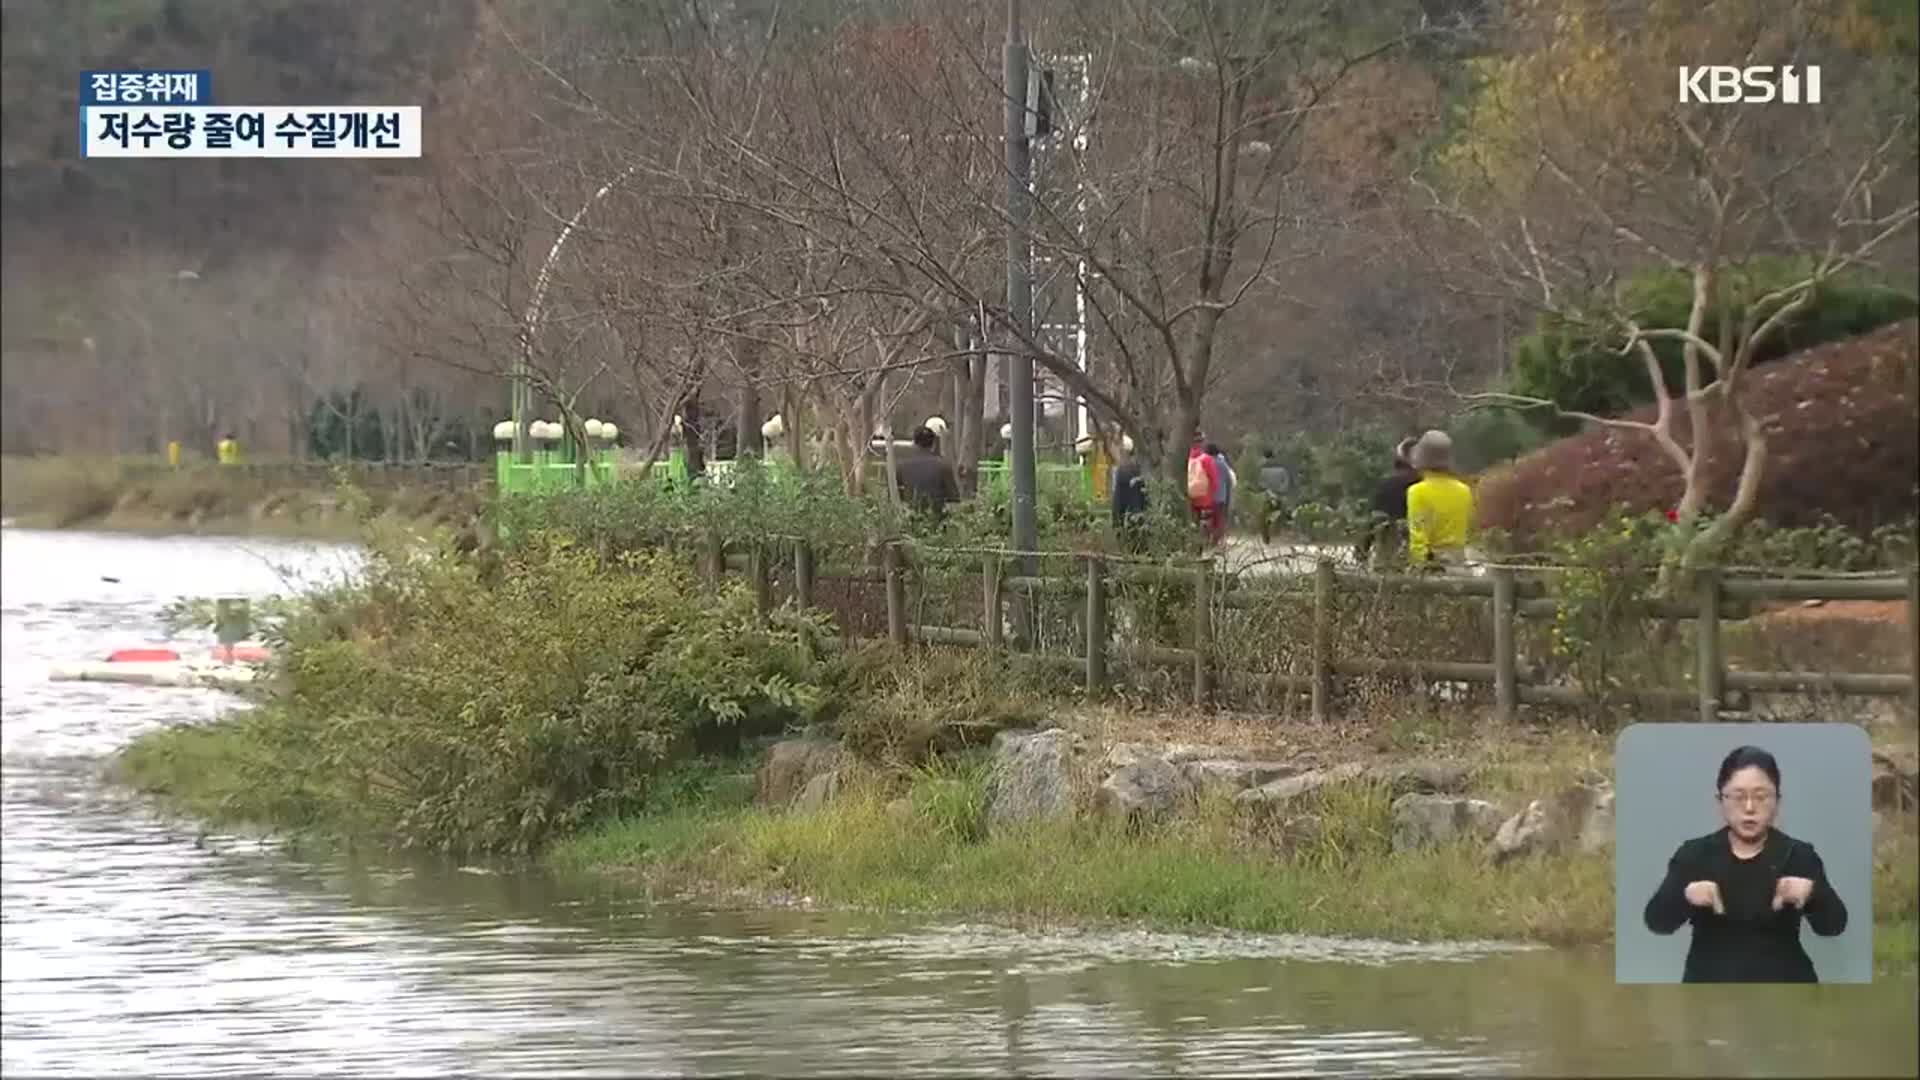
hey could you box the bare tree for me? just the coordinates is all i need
[1424,0,1918,575]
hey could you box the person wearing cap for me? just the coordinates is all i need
[1405,429,1473,569]
[1356,437,1420,569]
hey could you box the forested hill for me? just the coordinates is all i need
[2,0,1913,478]
[1,0,477,260]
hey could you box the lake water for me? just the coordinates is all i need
[1,528,1913,1076]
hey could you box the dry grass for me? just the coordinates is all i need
[0,455,483,539]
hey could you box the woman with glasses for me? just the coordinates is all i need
[1643,745,1849,982]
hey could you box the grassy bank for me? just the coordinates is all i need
[103,511,1919,976]
[118,692,1920,976]
[0,455,484,540]
[541,718,1919,976]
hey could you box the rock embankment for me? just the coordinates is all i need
[752,726,1635,863]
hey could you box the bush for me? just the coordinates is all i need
[1510,258,1916,429]
[123,524,837,855]
[1480,320,1920,544]
[828,645,1046,766]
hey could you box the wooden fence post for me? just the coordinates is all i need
[794,541,815,609]
[983,556,1004,649]
[1193,558,1214,705]
[750,543,772,622]
[1907,565,1918,727]
[885,542,909,647]
[1696,568,1724,723]
[1492,567,1518,723]
[1311,558,1334,723]
[1086,555,1108,693]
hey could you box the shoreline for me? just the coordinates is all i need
[116,709,1920,977]
[1,456,484,543]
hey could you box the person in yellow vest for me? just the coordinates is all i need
[216,432,240,465]
[166,440,182,468]
[1405,429,1473,569]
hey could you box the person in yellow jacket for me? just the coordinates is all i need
[1405,429,1472,569]
[215,432,240,465]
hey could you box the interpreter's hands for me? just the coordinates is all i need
[1684,880,1725,915]
[1773,875,1815,911]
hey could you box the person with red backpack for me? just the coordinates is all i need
[1186,434,1224,546]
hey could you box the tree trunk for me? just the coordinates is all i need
[682,388,707,478]
[783,382,805,469]
[735,376,763,460]
[961,329,988,495]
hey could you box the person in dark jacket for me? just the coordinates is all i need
[1256,450,1291,545]
[1643,745,1849,983]
[1109,441,1148,551]
[1355,437,1419,568]
[895,426,960,520]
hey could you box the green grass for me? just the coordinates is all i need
[111,717,366,845]
[549,755,1920,974]
[119,717,1920,975]
[550,762,1615,945]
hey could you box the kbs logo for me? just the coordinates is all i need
[1678,65,1821,104]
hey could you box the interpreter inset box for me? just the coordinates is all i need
[1614,723,1872,984]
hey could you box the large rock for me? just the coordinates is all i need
[756,737,845,808]
[1872,751,1918,813]
[793,770,842,813]
[1235,762,1368,813]
[1102,742,1157,770]
[1391,794,1507,853]
[988,728,1079,829]
[1181,759,1299,799]
[1487,779,1615,864]
[1160,743,1242,765]
[1370,760,1472,798]
[1097,758,1190,824]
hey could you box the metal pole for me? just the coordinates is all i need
[1005,0,1037,578]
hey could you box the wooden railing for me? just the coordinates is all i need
[699,539,1920,724]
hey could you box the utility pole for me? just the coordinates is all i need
[1005,0,1037,581]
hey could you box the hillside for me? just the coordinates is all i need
[1477,320,1920,545]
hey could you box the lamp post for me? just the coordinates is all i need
[1006,0,1038,598]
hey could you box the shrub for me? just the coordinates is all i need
[1479,320,1919,544]
[128,524,836,855]
[829,645,1046,766]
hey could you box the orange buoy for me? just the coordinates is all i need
[212,644,270,663]
[108,648,180,663]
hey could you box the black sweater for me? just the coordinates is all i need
[1643,826,1848,983]
[1110,463,1147,525]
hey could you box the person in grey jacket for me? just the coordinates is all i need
[1256,451,1291,545]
